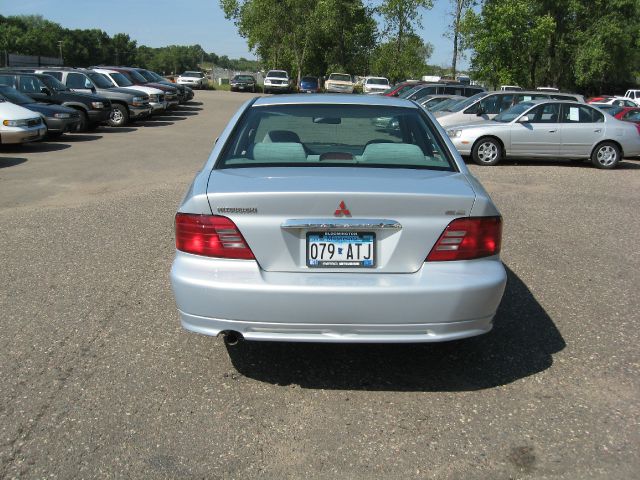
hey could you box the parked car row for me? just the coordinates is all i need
[230,70,392,95]
[0,66,196,145]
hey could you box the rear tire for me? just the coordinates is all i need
[472,137,502,166]
[591,141,620,169]
[107,104,129,127]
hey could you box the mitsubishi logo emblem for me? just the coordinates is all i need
[334,200,351,217]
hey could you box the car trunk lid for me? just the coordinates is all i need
[206,167,476,273]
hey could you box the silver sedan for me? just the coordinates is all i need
[447,100,640,168]
[170,95,506,344]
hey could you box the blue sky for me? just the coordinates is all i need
[1,0,468,70]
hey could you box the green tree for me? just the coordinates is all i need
[460,0,554,88]
[446,0,475,78]
[372,33,433,82]
[377,0,434,80]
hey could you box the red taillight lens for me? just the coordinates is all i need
[426,216,502,261]
[175,213,255,259]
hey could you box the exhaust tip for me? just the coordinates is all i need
[220,331,243,346]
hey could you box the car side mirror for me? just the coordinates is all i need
[40,87,51,95]
[518,115,530,123]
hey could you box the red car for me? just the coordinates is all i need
[612,107,640,124]
[383,81,424,97]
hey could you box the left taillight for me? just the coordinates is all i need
[426,216,502,261]
[175,213,255,259]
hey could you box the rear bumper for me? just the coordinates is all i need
[170,253,507,343]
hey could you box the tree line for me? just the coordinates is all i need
[0,15,259,74]
[222,0,639,92]
[460,0,640,93]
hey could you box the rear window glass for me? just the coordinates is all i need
[217,104,454,171]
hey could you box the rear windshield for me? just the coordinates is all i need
[367,78,388,85]
[267,71,288,78]
[218,104,455,171]
[301,77,317,83]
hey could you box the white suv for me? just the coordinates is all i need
[624,90,640,105]
[363,77,389,94]
[177,71,206,89]
[263,70,291,94]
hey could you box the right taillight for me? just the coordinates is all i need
[426,216,502,261]
[175,213,255,259]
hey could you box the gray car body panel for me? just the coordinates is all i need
[171,94,506,343]
[448,100,640,159]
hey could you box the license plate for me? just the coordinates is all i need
[307,232,375,268]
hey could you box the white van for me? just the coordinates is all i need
[434,90,584,127]
[0,99,47,144]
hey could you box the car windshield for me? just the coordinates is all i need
[301,77,317,83]
[144,71,162,81]
[605,106,624,116]
[493,102,535,122]
[137,70,156,82]
[367,78,388,85]
[127,69,148,83]
[268,71,288,79]
[329,74,352,82]
[429,98,463,112]
[625,110,640,121]
[183,72,203,78]
[87,72,113,89]
[0,85,34,104]
[39,75,69,91]
[218,104,454,171]
[234,75,254,82]
[441,91,489,112]
[110,72,133,87]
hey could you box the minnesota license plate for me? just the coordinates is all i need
[307,232,375,268]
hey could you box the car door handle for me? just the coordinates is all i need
[594,129,602,133]
[548,129,557,133]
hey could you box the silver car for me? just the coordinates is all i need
[447,100,640,169]
[170,95,507,344]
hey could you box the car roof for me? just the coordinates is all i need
[252,94,417,108]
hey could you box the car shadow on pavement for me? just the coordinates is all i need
[468,158,640,169]
[8,142,71,153]
[150,116,187,122]
[0,157,27,168]
[101,127,138,133]
[225,266,566,391]
[57,134,103,142]
[137,121,175,127]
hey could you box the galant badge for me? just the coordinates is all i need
[334,201,351,217]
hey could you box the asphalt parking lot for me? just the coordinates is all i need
[1,90,639,479]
